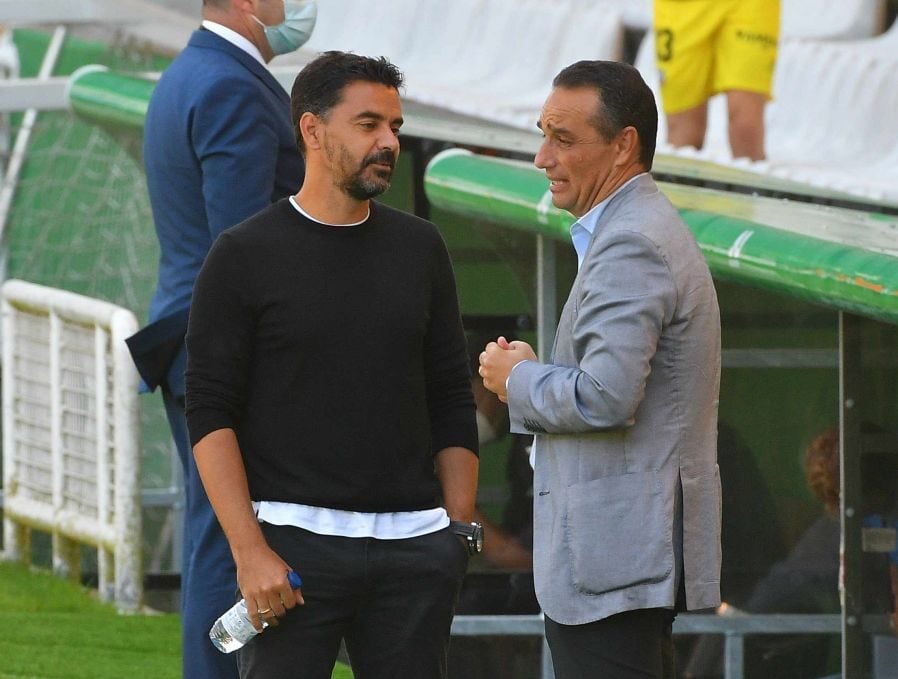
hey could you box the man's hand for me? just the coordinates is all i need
[478,336,537,402]
[234,545,304,632]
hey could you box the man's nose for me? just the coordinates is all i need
[379,126,400,151]
[534,140,553,169]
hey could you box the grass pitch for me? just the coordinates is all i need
[0,561,352,678]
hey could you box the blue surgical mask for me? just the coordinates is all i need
[255,0,317,56]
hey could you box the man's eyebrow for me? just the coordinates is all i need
[537,120,569,136]
[353,110,384,121]
[353,111,404,127]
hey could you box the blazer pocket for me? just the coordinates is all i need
[564,470,672,595]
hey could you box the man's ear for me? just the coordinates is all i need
[615,126,640,166]
[232,0,256,14]
[299,112,322,151]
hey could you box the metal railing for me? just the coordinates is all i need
[1,279,142,611]
[451,613,843,679]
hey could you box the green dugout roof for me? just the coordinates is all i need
[67,69,898,325]
[67,66,154,130]
[425,149,898,325]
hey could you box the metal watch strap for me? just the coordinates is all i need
[450,520,482,554]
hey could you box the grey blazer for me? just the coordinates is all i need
[507,174,722,625]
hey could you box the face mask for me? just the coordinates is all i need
[254,0,317,56]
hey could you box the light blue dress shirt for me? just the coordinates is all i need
[570,173,647,269]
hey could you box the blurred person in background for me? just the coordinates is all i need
[126,1,314,676]
[654,0,779,160]
[714,422,787,609]
[686,425,898,678]
[467,330,536,583]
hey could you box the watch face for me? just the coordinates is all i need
[472,524,484,554]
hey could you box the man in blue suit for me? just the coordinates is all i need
[138,1,312,676]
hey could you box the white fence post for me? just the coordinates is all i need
[112,307,141,610]
[1,279,142,612]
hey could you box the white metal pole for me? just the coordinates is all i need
[0,25,66,285]
[1,292,20,560]
[112,309,142,612]
[95,324,114,602]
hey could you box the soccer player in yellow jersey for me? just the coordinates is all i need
[655,0,779,160]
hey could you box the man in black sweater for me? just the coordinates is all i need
[185,52,480,678]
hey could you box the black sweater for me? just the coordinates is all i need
[185,198,478,512]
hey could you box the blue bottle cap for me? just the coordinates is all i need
[287,571,302,589]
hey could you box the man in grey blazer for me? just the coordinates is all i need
[480,60,722,678]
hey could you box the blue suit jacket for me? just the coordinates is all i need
[140,29,304,396]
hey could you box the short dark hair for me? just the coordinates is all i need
[552,60,657,170]
[290,51,404,151]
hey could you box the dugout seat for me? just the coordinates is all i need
[781,0,887,41]
[302,0,428,65]
[292,0,623,131]
[404,0,622,129]
[560,0,651,31]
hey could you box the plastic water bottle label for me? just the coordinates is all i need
[209,601,259,653]
[220,604,258,641]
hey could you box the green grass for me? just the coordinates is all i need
[0,561,353,678]
[0,561,180,678]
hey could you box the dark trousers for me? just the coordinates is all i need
[238,523,469,679]
[163,392,238,679]
[545,608,676,679]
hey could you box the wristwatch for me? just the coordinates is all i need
[450,520,484,555]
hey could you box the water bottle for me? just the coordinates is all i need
[209,570,303,653]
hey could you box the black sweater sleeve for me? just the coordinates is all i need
[185,230,255,446]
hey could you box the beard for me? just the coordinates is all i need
[340,149,396,200]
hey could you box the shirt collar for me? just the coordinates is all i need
[201,20,266,67]
[570,172,647,268]
[289,195,370,226]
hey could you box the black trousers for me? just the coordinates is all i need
[545,608,677,679]
[237,523,468,679]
